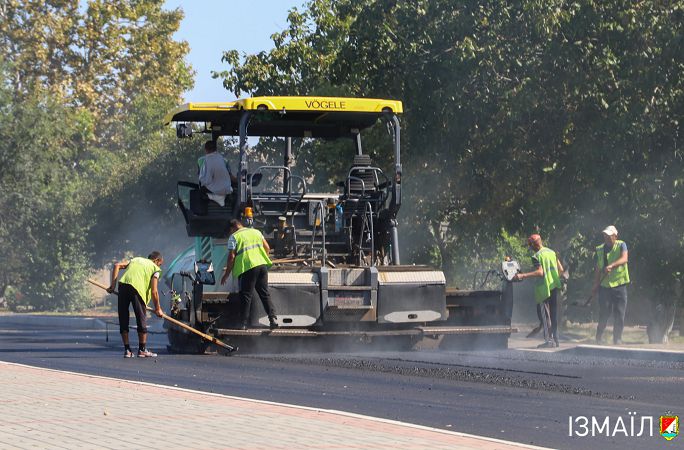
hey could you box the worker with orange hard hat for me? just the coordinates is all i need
[514,234,564,348]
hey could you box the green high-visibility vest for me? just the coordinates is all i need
[533,247,562,303]
[119,257,161,305]
[596,240,630,288]
[231,228,272,278]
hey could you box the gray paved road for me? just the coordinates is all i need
[0,319,681,450]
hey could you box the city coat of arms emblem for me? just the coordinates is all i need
[660,415,679,441]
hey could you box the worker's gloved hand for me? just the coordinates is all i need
[154,307,163,318]
[106,286,115,294]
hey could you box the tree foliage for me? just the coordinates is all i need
[1,0,682,314]
[217,0,684,305]
[0,0,193,310]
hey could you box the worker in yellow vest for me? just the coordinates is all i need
[514,234,564,348]
[220,219,278,329]
[586,225,630,344]
[108,251,164,358]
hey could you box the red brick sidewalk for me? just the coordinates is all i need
[0,361,545,450]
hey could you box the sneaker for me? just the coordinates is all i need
[123,349,135,358]
[536,341,556,349]
[269,318,279,329]
[613,340,624,345]
[137,349,157,358]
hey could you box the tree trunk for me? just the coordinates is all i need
[647,300,677,344]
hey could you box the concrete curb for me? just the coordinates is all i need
[0,314,108,330]
[561,344,684,362]
[0,314,165,333]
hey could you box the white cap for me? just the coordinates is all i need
[602,225,618,236]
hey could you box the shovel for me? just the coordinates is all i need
[571,272,608,307]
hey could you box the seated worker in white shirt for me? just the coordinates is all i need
[198,140,237,206]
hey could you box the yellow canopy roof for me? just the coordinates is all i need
[234,96,402,113]
[164,96,402,138]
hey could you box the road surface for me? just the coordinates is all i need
[0,317,681,449]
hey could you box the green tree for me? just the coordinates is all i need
[0,66,93,310]
[0,0,193,310]
[216,0,684,307]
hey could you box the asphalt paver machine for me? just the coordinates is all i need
[163,97,516,352]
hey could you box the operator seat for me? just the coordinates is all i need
[341,154,389,228]
[347,154,379,197]
[345,154,389,203]
[177,181,235,238]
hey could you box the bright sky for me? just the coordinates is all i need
[164,0,305,102]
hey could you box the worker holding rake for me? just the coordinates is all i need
[586,225,630,345]
[108,251,164,358]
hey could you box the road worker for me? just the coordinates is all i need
[220,219,278,329]
[198,140,236,199]
[586,225,629,345]
[108,251,164,358]
[514,234,564,348]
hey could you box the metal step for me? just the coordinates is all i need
[328,285,372,291]
[418,325,518,335]
[214,324,518,337]
[326,305,374,310]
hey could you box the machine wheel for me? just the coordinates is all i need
[167,325,210,354]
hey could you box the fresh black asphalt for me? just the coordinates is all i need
[0,318,681,450]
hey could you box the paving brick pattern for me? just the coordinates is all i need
[0,361,543,450]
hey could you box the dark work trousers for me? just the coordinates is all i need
[239,265,276,325]
[117,283,147,334]
[536,303,543,324]
[539,288,559,344]
[596,284,628,343]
